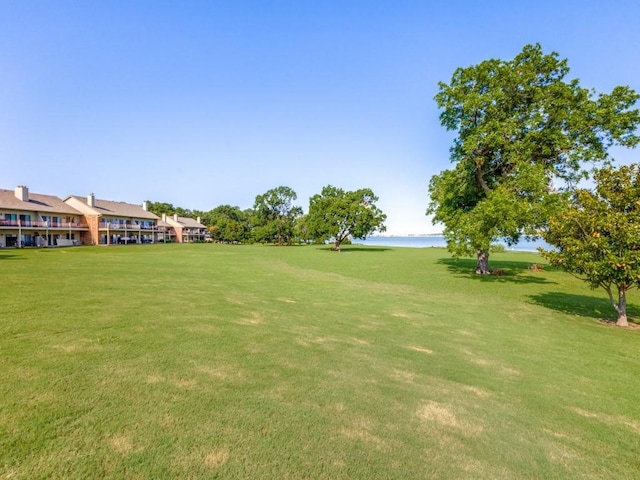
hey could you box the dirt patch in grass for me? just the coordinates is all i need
[108,434,135,455]
[52,344,80,353]
[235,311,264,325]
[462,385,491,398]
[406,345,434,354]
[416,401,483,436]
[204,449,229,468]
[417,401,460,427]
[173,447,230,473]
[196,364,244,380]
[570,406,640,434]
[456,329,475,336]
[500,366,522,376]
[461,348,521,376]
[390,369,417,383]
[296,335,340,348]
[337,414,392,452]
[171,377,197,389]
[278,298,297,303]
[339,427,387,449]
[146,375,165,384]
[52,339,101,354]
[598,319,640,329]
[147,374,197,389]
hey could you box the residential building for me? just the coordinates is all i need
[64,194,161,245]
[0,186,88,247]
[162,214,207,243]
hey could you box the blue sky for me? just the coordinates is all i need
[1,1,639,234]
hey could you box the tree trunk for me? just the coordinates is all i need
[475,250,490,274]
[615,288,629,327]
[606,285,629,326]
[335,240,341,252]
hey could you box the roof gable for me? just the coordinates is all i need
[66,196,159,220]
[0,189,83,215]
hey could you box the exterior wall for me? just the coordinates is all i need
[84,215,100,245]
[162,216,206,243]
[64,196,161,246]
[0,207,88,247]
[174,227,184,243]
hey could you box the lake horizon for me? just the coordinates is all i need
[355,234,551,252]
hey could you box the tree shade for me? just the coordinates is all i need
[541,164,640,326]
[427,43,640,274]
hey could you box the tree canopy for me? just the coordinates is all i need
[146,201,193,218]
[252,186,302,245]
[307,185,386,251]
[541,164,640,327]
[205,205,250,244]
[427,43,640,274]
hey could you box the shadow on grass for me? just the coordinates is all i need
[438,257,556,284]
[528,292,640,322]
[0,252,23,260]
[315,246,392,253]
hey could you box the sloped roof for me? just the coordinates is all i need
[164,215,206,228]
[66,196,159,220]
[177,216,206,228]
[0,189,83,215]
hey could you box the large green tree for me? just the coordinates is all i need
[427,44,640,274]
[252,186,302,245]
[307,185,386,251]
[293,214,314,244]
[541,164,640,327]
[205,205,250,244]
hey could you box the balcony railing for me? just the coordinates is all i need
[0,220,88,229]
[99,222,159,230]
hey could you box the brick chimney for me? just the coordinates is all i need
[15,185,29,202]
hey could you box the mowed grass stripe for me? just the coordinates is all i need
[1,244,639,479]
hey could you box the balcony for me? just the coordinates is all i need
[99,222,158,230]
[0,220,88,229]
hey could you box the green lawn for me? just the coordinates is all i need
[1,244,639,479]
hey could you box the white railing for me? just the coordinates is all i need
[0,220,87,228]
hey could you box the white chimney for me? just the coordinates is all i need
[15,185,29,202]
[197,216,201,224]
[87,193,95,207]
[162,213,167,222]
[173,213,179,221]
[142,201,149,211]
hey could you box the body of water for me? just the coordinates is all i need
[356,235,551,252]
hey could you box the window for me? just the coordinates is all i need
[5,213,17,226]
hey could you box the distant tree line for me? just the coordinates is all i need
[146,185,386,249]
